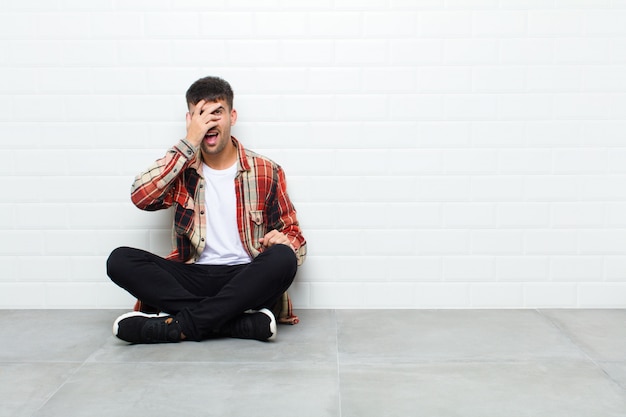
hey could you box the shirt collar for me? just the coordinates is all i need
[190,136,250,174]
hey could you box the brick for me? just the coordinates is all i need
[444,94,498,121]
[254,12,308,38]
[414,230,470,254]
[498,150,552,174]
[335,149,387,175]
[388,149,443,174]
[443,149,498,174]
[525,121,583,147]
[471,122,525,147]
[472,11,527,37]
[471,230,524,254]
[388,203,442,228]
[310,282,364,308]
[500,39,554,64]
[497,203,550,228]
[416,122,471,147]
[362,230,416,255]
[171,40,227,66]
[90,12,143,38]
[444,39,499,64]
[15,204,69,230]
[471,283,524,308]
[553,149,608,174]
[443,256,495,281]
[555,38,610,64]
[117,40,172,65]
[413,283,471,308]
[607,203,626,227]
[524,230,578,254]
[523,176,580,201]
[18,257,70,282]
[336,95,389,122]
[471,176,524,202]
[6,40,64,66]
[472,67,525,93]
[363,11,417,37]
[363,68,417,93]
[418,176,471,202]
[497,95,554,121]
[36,13,92,39]
[579,230,626,254]
[528,11,583,36]
[526,66,582,93]
[551,256,604,281]
[579,175,626,201]
[0,284,45,308]
[308,69,360,94]
[281,40,334,65]
[364,283,415,308]
[0,13,36,39]
[418,11,472,37]
[335,40,388,65]
[309,12,361,38]
[584,11,626,36]
[333,203,390,230]
[578,283,626,308]
[523,283,578,308]
[418,67,472,92]
[496,256,549,281]
[605,256,626,281]
[390,39,443,65]
[444,203,496,228]
[390,94,444,121]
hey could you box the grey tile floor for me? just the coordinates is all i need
[2,309,626,417]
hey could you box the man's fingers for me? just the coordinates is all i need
[192,100,206,116]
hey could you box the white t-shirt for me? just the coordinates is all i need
[195,162,252,266]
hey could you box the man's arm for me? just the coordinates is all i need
[259,166,307,265]
[131,99,221,211]
[130,139,197,211]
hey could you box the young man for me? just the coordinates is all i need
[107,76,306,344]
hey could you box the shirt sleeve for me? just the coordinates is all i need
[272,166,307,265]
[130,139,198,211]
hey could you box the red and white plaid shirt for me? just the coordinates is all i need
[130,137,307,266]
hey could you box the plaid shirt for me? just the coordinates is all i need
[130,137,306,266]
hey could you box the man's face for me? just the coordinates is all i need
[188,98,237,159]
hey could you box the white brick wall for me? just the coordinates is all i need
[1,0,626,309]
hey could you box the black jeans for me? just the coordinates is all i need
[106,244,297,341]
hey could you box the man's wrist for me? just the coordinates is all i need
[176,138,199,158]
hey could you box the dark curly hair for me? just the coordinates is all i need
[185,76,234,110]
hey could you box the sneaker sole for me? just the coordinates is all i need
[112,311,160,338]
[257,308,277,341]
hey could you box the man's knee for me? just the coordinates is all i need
[265,244,298,277]
[106,246,135,282]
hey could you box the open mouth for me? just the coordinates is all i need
[204,131,218,145]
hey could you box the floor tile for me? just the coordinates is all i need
[32,362,340,417]
[340,361,626,417]
[337,309,585,363]
[0,362,80,417]
[541,309,626,361]
[0,310,122,362]
[600,362,626,390]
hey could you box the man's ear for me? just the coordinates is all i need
[230,108,238,126]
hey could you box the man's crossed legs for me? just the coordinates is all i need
[106,244,297,344]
